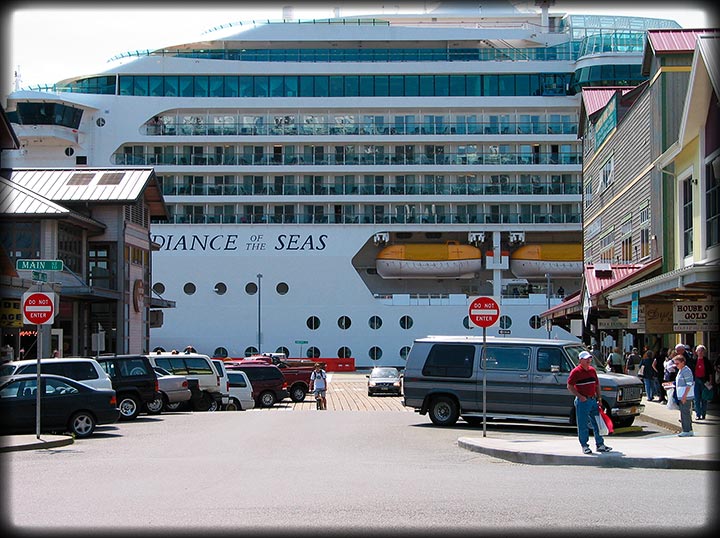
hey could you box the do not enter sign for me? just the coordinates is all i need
[469,296,500,328]
[22,291,56,325]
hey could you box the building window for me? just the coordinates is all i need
[599,231,614,263]
[682,178,693,257]
[600,156,614,191]
[639,205,651,259]
[57,223,83,274]
[706,156,719,249]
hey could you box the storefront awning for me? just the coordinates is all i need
[607,263,720,306]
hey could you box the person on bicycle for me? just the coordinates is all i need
[310,363,328,410]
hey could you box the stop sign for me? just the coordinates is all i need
[469,296,500,328]
[22,291,56,325]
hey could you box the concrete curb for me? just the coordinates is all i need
[0,435,74,453]
[457,438,720,470]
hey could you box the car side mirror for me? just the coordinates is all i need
[550,365,560,373]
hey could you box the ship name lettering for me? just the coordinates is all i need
[274,234,327,251]
[151,234,239,251]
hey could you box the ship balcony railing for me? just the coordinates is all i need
[117,151,582,167]
[165,211,582,225]
[142,120,578,137]
[160,181,581,197]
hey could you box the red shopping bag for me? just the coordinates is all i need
[598,403,614,434]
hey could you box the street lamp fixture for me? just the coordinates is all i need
[257,273,262,353]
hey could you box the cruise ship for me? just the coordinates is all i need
[3,2,681,365]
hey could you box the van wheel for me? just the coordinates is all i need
[428,396,459,427]
[225,399,240,411]
[118,394,141,420]
[290,385,307,402]
[259,391,276,407]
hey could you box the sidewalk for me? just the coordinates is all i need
[458,397,719,469]
[0,433,73,453]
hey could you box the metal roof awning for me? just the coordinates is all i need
[607,264,720,306]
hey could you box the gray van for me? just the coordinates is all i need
[403,336,644,428]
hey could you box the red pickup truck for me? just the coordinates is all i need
[228,355,317,402]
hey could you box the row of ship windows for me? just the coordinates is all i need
[143,111,578,137]
[212,312,545,361]
[157,174,581,197]
[161,205,581,225]
[45,64,643,97]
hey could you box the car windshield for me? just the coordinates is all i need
[565,346,605,371]
[371,368,399,378]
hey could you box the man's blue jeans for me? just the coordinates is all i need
[574,396,605,448]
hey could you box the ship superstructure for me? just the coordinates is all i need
[4,3,681,364]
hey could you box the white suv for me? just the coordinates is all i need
[146,352,222,411]
[0,358,113,391]
[226,370,255,411]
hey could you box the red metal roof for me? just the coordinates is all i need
[581,87,633,117]
[584,258,663,297]
[648,29,720,54]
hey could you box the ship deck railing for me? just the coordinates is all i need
[162,211,581,225]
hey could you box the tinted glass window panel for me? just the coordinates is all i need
[421,344,475,378]
[483,346,530,371]
[66,362,99,381]
[185,358,213,375]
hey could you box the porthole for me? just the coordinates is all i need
[338,346,352,358]
[213,282,227,295]
[152,282,165,295]
[529,315,543,329]
[213,347,229,358]
[499,315,512,329]
[64,147,74,157]
[368,315,382,330]
[338,316,352,330]
[399,315,413,329]
[369,347,382,361]
[96,117,106,127]
[276,346,290,357]
[400,346,411,360]
[245,282,258,295]
[183,282,196,295]
[307,316,320,330]
[276,282,289,295]
[244,346,258,356]
[463,316,471,329]
[307,346,321,358]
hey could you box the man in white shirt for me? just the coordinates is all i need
[310,363,328,410]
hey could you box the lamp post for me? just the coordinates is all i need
[545,272,552,339]
[256,273,262,353]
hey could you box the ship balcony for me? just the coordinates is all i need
[13,124,78,145]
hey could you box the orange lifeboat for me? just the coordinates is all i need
[376,241,483,279]
[509,244,583,278]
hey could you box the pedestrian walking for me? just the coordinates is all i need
[653,347,668,403]
[638,349,656,401]
[673,352,695,437]
[567,350,612,454]
[692,344,712,420]
[606,347,623,374]
[624,347,641,376]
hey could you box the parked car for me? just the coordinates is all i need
[0,373,119,438]
[225,370,255,411]
[0,357,113,391]
[237,356,311,402]
[223,362,288,407]
[403,336,645,428]
[211,359,231,411]
[95,354,160,420]
[146,352,222,411]
[367,367,403,396]
[147,366,192,414]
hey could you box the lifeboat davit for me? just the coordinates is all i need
[376,242,482,279]
[510,244,583,278]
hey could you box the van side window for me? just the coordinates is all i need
[185,358,213,375]
[422,344,475,378]
[537,347,566,372]
[66,362,99,381]
[228,373,247,387]
[482,346,530,370]
[156,357,188,374]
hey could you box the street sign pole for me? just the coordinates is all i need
[468,296,500,438]
[35,283,43,439]
[482,326,487,437]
